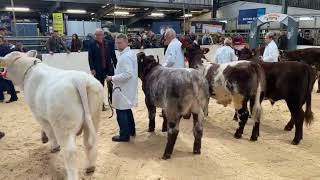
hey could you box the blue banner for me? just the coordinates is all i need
[238,8,266,24]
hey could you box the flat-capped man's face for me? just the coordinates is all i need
[95,31,104,42]
[116,37,128,51]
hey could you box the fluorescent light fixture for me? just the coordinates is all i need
[90,13,95,15]
[101,5,106,8]
[299,16,314,21]
[66,9,86,14]
[5,7,30,12]
[114,11,129,15]
[158,9,181,12]
[219,20,228,24]
[182,13,192,18]
[150,12,165,17]
[191,10,202,13]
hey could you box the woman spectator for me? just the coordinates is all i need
[70,33,82,52]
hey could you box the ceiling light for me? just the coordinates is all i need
[191,10,202,13]
[150,12,165,17]
[114,11,129,15]
[219,20,228,24]
[182,13,192,18]
[5,7,30,12]
[101,5,106,8]
[90,13,95,15]
[66,9,86,14]
[158,9,181,12]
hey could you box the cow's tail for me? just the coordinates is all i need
[305,66,316,125]
[73,78,96,146]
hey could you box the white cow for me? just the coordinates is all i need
[0,50,104,180]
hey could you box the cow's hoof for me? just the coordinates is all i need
[291,140,300,145]
[162,154,171,160]
[193,150,201,155]
[86,166,95,174]
[0,131,5,139]
[50,146,61,153]
[234,132,242,139]
[148,128,155,132]
[250,136,258,141]
[41,134,49,144]
[284,126,293,131]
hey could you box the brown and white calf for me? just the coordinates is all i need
[205,61,266,141]
[185,43,266,141]
[137,52,209,159]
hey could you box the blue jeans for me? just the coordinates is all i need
[116,109,136,139]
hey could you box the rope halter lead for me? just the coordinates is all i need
[107,81,122,119]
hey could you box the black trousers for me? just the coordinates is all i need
[0,77,17,101]
[95,71,113,103]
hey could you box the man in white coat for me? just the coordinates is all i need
[163,28,185,68]
[213,37,238,64]
[106,34,138,142]
[260,32,279,62]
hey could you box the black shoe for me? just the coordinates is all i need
[112,135,129,142]
[6,98,18,103]
[0,131,5,139]
[0,99,4,103]
[130,132,136,137]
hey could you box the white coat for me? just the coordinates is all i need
[263,40,279,62]
[112,47,138,110]
[163,38,185,68]
[213,46,238,64]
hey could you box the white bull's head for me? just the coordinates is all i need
[0,50,38,86]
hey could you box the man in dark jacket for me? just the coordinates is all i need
[0,35,18,104]
[89,29,117,110]
[278,31,288,50]
[45,30,70,54]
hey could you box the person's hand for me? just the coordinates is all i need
[66,50,71,54]
[78,50,81,53]
[106,76,112,82]
[49,51,54,55]
[91,70,96,76]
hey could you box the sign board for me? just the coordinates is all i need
[191,21,225,34]
[52,13,64,34]
[258,13,288,23]
[203,24,224,33]
[0,13,12,33]
[238,8,266,24]
[42,52,90,73]
[40,14,49,34]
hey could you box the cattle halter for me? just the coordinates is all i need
[22,59,41,83]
